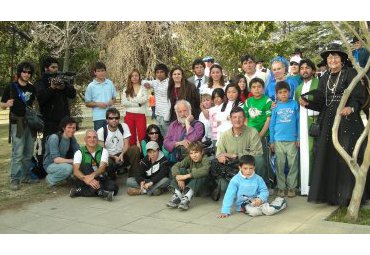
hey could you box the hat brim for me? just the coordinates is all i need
[320,50,348,60]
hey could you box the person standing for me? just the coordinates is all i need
[351,36,369,69]
[85,61,116,131]
[187,58,209,93]
[294,59,319,196]
[35,56,76,149]
[1,61,37,190]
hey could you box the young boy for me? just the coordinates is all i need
[218,155,268,218]
[218,155,287,218]
[85,61,117,131]
[198,93,212,142]
[243,77,272,186]
[166,141,210,210]
[143,64,171,136]
[269,81,300,198]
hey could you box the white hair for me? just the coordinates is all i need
[174,99,192,113]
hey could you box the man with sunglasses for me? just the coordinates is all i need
[97,107,140,180]
[1,61,37,190]
[35,56,76,152]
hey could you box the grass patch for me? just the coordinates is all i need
[327,207,370,226]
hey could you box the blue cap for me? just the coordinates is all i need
[202,56,214,62]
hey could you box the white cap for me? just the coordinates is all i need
[146,141,159,151]
[290,56,302,64]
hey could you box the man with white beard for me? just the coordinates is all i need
[163,100,205,164]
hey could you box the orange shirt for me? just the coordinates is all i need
[148,95,156,107]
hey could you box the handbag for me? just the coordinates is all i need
[308,114,320,138]
[13,83,44,132]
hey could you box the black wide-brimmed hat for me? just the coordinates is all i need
[320,43,348,60]
[351,36,359,43]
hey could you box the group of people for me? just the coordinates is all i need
[1,37,369,217]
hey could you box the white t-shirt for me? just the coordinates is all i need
[73,148,109,171]
[96,123,131,156]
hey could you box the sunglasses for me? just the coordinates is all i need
[149,132,159,135]
[108,117,119,120]
[290,62,299,66]
[22,70,32,74]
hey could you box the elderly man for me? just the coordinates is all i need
[210,106,265,201]
[164,100,205,163]
[70,129,118,201]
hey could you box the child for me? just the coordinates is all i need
[243,77,272,186]
[208,88,225,146]
[166,141,210,210]
[216,83,244,141]
[269,81,300,198]
[217,155,287,218]
[232,74,250,103]
[198,93,212,142]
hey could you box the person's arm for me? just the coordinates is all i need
[256,176,269,204]
[239,128,263,158]
[171,156,190,178]
[1,85,13,110]
[185,121,204,142]
[163,123,177,152]
[63,83,76,99]
[93,149,109,177]
[259,116,270,138]
[48,135,73,164]
[36,80,56,106]
[150,159,170,184]
[220,177,238,215]
[189,156,210,179]
[269,108,276,151]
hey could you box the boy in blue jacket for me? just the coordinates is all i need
[218,155,287,218]
[269,81,300,198]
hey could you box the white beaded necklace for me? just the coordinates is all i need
[325,70,341,106]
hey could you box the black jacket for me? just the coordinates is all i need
[136,151,170,184]
[35,74,76,123]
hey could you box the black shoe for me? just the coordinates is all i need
[69,187,82,198]
[98,190,114,202]
[211,185,221,201]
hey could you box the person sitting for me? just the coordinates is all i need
[69,130,118,201]
[166,141,210,210]
[126,141,170,196]
[141,124,169,159]
[97,107,141,180]
[217,155,286,218]
[43,116,80,188]
[164,100,205,164]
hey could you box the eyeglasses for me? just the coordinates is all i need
[149,132,159,135]
[22,70,32,74]
[108,117,120,120]
[290,62,299,66]
[327,55,341,60]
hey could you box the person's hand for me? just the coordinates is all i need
[107,100,115,107]
[185,114,194,124]
[217,213,230,218]
[97,102,108,109]
[118,153,124,163]
[298,98,309,107]
[6,99,14,107]
[217,154,228,164]
[340,106,354,116]
[251,198,262,207]
[143,82,151,89]
[88,179,100,189]
[144,182,153,190]
[271,101,277,110]
[83,173,95,185]
[177,180,185,190]
[176,139,190,148]
[176,175,188,181]
[270,143,275,152]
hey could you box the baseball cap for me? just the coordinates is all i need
[146,141,159,151]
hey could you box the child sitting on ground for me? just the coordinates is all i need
[166,141,210,210]
[217,155,287,218]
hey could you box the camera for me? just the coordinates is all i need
[49,71,76,87]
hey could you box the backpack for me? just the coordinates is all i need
[103,124,124,143]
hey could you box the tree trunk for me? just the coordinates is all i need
[346,166,367,221]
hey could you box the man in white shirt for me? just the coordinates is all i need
[96,107,141,179]
[70,129,117,201]
[240,54,267,84]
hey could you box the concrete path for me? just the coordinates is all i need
[1,184,369,234]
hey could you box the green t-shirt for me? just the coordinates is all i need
[243,95,272,136]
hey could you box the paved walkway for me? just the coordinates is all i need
[1,182,369,234]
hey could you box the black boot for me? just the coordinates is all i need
[97,189,114,202]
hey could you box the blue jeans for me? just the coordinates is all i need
[10,124,35,182]
[126,177,170,195]
[93,119,107,131]
[46,163,73,186]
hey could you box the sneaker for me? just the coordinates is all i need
[99,190,114,202]
[178,196,190,210]
[166,194,181,208]
[262,197,287,216]
[287,189,296,198]
[277,189,286,197]
[21,178,39,184]
[10,180,20,191]
[127,187,142,196]
[69,187,82,198]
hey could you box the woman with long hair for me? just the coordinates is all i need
[167,66,200,122]
[141,124,169,159]
[122,69,148,147]
[201,64,226,95]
